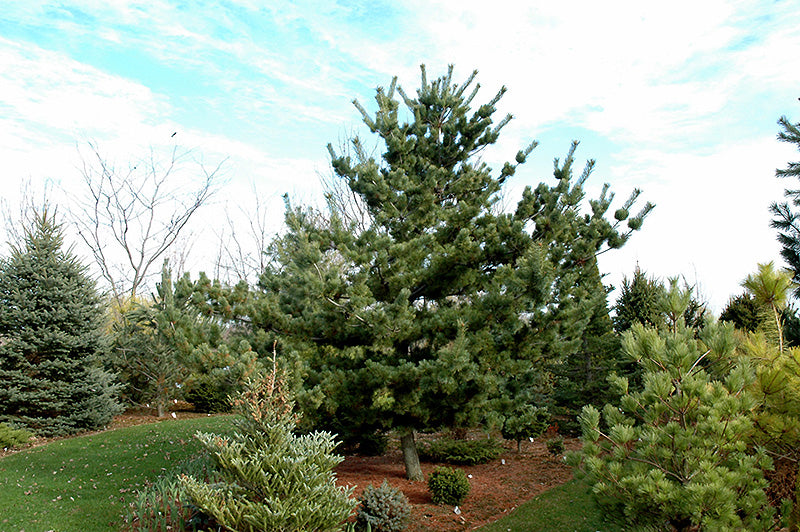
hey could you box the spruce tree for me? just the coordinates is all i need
[550,261,621,432]
[261,65,652,480]
[719,293,762,332]
[0,210,122,436]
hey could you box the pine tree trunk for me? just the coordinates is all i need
[400,430,423,481]
[792,462,800,532]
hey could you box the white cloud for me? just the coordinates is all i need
[0,37,167,138]
[2,0,799,309]
[599,135,794,312]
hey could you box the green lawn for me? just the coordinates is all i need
[2,417,616,532]
[478,479,623,532]
[0,415,231,532]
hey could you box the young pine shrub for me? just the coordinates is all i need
[419,437,503,465]
[356,480,411,532]
[428,466,470,506]
[0,422,33,450]
[545,437,564,457]
[501,405,550,452]
[180,361,357,532]
[184,340,264,414]
[184,374,231,414]
[570,289,775,532]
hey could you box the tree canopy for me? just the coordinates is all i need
[259,65,652,479]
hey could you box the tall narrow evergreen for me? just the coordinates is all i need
[113,262,195,417]
[0,210,121,436]
[771,114,800,295]
[261,66,651,480]
[612,266,665,333]
[550,261,621,431]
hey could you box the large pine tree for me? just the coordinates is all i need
[0,210,122,436]
[261,66,651,480]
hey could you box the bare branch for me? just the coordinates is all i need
[69,141,225,307]
[212,181,276,284]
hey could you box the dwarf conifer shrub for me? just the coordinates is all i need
[545,436,564,457]
[185,375,231,414]
[428,466,470,506]
[180,362,357,532]
[420,437,502,465]
[356,431,389,456]
[356,480,411,532]
[0,422,33,449]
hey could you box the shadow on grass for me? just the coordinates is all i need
[478,479,623,532]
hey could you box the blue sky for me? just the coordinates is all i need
[2,1,800,310]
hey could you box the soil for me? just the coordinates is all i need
[336,437,578,532]
[2,407,577,531]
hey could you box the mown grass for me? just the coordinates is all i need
[0,415,232,532]
[478,479,623,532]
[2,417,616,532]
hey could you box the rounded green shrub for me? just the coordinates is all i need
[0,422,33,449]
[501,405,550,452]
[356,480,411,532]
[428,466,470,506]
[357,431,389,456]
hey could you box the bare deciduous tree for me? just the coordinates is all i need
[71,141,224,307]
[212,182,275,284]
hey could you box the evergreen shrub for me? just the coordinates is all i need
[428,466,470,506]
[185,375,231,413]
[184,341,262,414]
[545,437,564,457]
[180,364,357,531]
[0,422,33,449]
[356,480,411,532]
[571,307,775,531]
[356,431,389,456]
[501,405,550,452]
[420,437,502,465]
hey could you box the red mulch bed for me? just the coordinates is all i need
[336,437,578,531]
